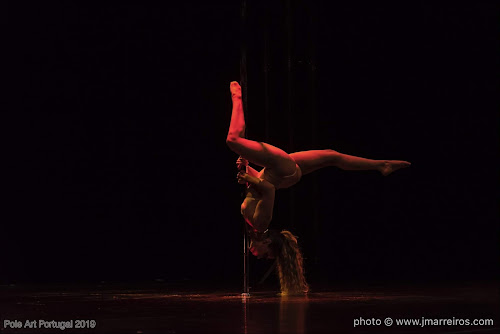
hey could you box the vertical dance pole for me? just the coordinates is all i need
[286,0,296,229]
[263,4,270,141]
[240,0,250,297]
[308,2,320,265]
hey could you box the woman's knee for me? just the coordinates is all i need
[226,136,240,154]
[226,134,241,146]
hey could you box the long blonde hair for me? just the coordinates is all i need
[269,230,309,295]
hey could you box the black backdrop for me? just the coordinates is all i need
[2,1,498,288]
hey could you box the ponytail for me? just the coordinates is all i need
[269,229,309,295]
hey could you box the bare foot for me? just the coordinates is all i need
[380,160,411,176]
[230,81,242,98]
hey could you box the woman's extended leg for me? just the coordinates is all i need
[290,149,410,176]
[226,82,296,175]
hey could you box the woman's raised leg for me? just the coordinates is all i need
[226,82,296,175]
[290,149,410,176]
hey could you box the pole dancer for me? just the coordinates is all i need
[227,81,411,295]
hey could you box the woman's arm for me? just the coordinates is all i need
[236,156,260,177]
[246,165,260,178]
[252,188,275,229]
[238,172,275,230]
[237,172,271,191]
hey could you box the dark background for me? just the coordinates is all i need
[2,1,498,289]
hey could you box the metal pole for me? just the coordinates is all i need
[243,218,250,296]
[286,0,296,229]
[240,0,250,297]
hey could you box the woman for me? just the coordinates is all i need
[226,81,410,294]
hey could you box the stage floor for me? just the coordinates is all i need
[1,281,498,334]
